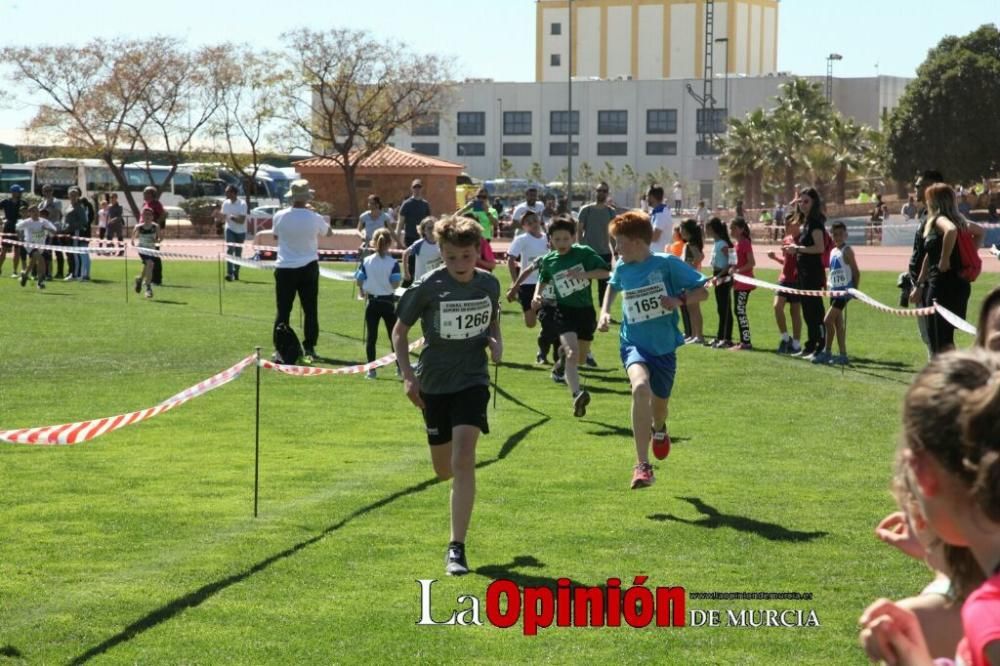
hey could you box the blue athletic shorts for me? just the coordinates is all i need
[620,346,677,399]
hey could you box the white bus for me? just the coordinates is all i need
[30,158,239,208]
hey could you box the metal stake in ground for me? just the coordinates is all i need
[123,249,128,303]
[254,345,261,518]
[493,362,499,409]
[217,254,224,316]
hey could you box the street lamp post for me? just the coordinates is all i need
[497,97,503,176]
[567,0,573,208]
[826,53,843,102]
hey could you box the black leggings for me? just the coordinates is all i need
[734,290,751,345]
[365,297,397,362]
[713,270,733,342]
[800,295,825,352]
[925,275,971,353]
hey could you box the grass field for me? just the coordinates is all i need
[0,258,994,664]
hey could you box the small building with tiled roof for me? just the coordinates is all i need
[293,146,466,221]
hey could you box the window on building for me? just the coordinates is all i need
[646,141,678,156]
[550,54,561,67]
[411,142,440,156]
[646,109,678,134]
[598,110,628,135]
[695,108,728,135]
[597,142,628,156]
[695,140,721,156]
[549,141,579,156]
[503,142,532,157]
[550,110,579,135]
[457,111,485,136]
[412,113,440,136]
[503,111,532,135]
[457,142,486,157]
[551,22,561,35]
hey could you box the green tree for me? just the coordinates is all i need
[499,157,516,180]
[825,116,868,204]
[527,161,544,184]
[576,161,595,191]
[887,24,1000,184]
[768,78,833,202]
[718,108,770,207]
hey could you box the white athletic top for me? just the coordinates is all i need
[650,205,672,254]
[357,253,401,296]
[408,238,442,279]
[828,245,853,289]
[507,232,549,285]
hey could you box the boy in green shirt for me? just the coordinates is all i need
[534,217,610,417]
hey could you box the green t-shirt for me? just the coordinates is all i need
[395,267,501,394]
[536,244,610,309]
[470,210,493,240]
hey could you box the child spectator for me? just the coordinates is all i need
[706,218,734,348]
[505,212,552,362]
[402,217,441,283]
[132,208,161,299]
[729,218,756,350]
[766,214,803,354]
[813,221,860,365]
[679,219,705,344]
[355,228,401,379]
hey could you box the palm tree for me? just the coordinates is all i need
[827,117,867,204]
[718,108,770,207]
[769,79,833,201]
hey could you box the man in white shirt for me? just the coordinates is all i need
[272,179,333,360]
[511,186,546,235]
[672,182,683,215]
[216,185,248,281]
[647,185,672,254]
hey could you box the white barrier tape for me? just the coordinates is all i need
[933,301,979,336]
[0,355,256,446]
[319,267,357,282]
[127,245,215,261]
[731,274,848,298]
[846,288,936,317]
[259,338,425,376]
[1,238,94,255]
[227,256,275,271]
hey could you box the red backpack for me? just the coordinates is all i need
[956,226,982,282]
[821,228,834,269]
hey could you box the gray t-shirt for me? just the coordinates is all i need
[578,203,615,255]
[396,267,500,395]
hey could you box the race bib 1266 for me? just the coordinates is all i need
[438,296,493,340]
[622,283,671,323]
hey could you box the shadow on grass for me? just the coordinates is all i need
[491,382,550,418]
[648,497,828,543]
[841,366,913,386]
[581,420,690,443]
[0,645,23,658]
[475,555,590,590]
[68,415,546,664]
[149,300,187,306]
[578,384,630,397]
[38,292,76,297]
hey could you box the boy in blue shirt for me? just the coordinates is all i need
[598,211,709,489]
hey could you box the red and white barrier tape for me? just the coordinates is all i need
[1,238,95,255]
[224,257,356,282]
[932,301,979,336]
[845,288,936,317]
[0,355,256,446]
[259,338,425,376]
[731,274,848,298]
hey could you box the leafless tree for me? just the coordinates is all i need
[279,28,453,219]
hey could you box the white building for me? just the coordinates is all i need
[536,0,780,82]
[389,74,911,205]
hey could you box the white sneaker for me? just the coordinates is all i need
[365,369,376,379]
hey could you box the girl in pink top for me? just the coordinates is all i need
[728,218,755,350]
[859,350,1000,666]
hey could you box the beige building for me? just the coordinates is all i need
[536,0,780,82]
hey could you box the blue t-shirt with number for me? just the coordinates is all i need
[609,252,708,356]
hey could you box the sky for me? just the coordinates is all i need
[0,0,996,144]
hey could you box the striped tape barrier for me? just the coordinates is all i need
[259,338,425,376]
[729,274,977,335]
[0,355,256,446]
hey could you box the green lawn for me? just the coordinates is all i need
[0,259,992,664]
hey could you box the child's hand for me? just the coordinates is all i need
[874,512,926,561]
[531,295,543,310]
[402,374,424,409]
[487,337,503,364]
[767,250,778,260]
[598,312,611,332]
[506,286,518,303]
[858,599,933,666]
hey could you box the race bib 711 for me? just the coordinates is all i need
[622,283,672,323]
[438,297,493,340]
[553,264,588,298]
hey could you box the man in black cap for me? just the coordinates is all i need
[1,185,28,277]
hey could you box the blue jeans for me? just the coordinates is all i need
[225,229,246,278]
[73,239,91,278]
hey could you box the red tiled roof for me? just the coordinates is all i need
[294,146,464,170]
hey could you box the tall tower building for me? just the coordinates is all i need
[536,0,779,82]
